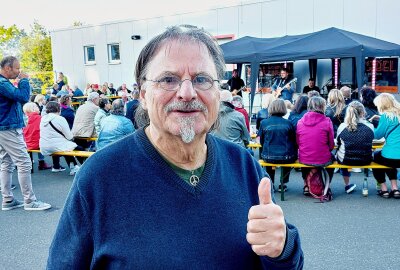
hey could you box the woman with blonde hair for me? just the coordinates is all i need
[256,93,275,130]
[336,101,374,194]
[325,89,347,136]
[34,94,45,114]
[370,93,400,198]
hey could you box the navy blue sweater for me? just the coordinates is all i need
[47,128,303,269]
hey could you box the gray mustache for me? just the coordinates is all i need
[164,100,208,113]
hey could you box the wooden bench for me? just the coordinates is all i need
[258,160,391,201]
[250,143,384,150]
[27,149,94,173]
[74,137,97,142]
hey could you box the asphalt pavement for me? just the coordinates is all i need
[1,156,399,270]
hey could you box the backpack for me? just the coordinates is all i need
[306,168,332,202]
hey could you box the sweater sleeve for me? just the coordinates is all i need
[260,223,304,269]
[47,180,93,269]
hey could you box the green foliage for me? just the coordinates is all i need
[29,71,54,94]
[20,21,53,72]
[0,24,26,57]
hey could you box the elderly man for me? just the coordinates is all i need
[47,25,303,269]
[211,90,250,148]
[72,92,99,150]
[0,56,51,211]
[340,86,352,105]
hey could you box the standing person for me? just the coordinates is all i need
[227,69,245,97]
[259,99,297,192]
[0,56,51,211]
[370,93,400,199]
[297,96,335,196]
[47,25,303,269]
[336,101,374,194]
[302,78,320,95]
[271,68,295,101]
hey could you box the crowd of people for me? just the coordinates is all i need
[255,85,400,199]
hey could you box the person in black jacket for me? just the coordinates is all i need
[258,99,297,192]
[336,101,374,194]
[59,95,75,129]
[360,87,379,128]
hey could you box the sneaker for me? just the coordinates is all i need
[351,168,362,173]
[2,199,24,211]
[278,184,288,192]
[69,165,80,176]
[0,184,16,192]
[345,183,357,194]
[24,200,52,211]
[52,166,66,173]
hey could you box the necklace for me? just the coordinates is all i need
[189,172,200,186]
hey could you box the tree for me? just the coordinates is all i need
[19,21,53,93]
[0,24,26,58]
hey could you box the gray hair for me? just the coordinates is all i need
[307,96,326,113]
[110,99,125,116]
[88,92,99,102]
[0,56,17,69]
[135,25,225,88]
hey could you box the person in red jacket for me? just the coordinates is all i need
[22,102,52,170]
[232,95,250,131]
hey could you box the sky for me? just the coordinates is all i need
[1,0,242,31]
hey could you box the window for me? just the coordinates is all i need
[108,43,120,63]
[84,46,96,64]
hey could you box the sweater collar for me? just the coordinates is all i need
[136,127,216,195]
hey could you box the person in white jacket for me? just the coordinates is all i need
[39,102,82,176]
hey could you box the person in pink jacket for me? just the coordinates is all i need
[296,96,335,195]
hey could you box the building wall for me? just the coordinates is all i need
[50,0,400,95]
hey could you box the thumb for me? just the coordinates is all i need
[258,177,274,205]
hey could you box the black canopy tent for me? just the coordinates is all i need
[220,27,400,115]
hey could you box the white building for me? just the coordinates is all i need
[50,0,400,107]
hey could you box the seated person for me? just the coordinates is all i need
[258,99,297,192]
[40,101,84,176]
[336,101,374,194]
[288,95,308,129]
[94,98,111,134]
[97,99,135,150]
[296,96,335,195]
[256,93,275,130]
[22,102,52,170]
[231,95,250,131]
[210,90,250,148]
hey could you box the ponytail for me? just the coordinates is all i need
[344,101,366,132]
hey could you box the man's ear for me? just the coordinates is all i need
[140,89,147,110]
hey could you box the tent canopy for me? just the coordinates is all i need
[220,27,400,114]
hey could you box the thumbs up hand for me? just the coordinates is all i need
[247,177,286,258]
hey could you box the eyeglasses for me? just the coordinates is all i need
[144,75,219,91]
